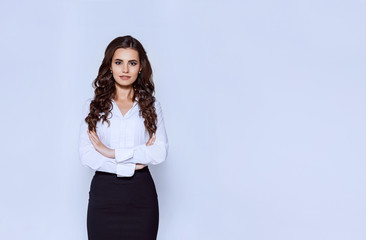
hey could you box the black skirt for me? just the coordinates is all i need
[87,166,159,240]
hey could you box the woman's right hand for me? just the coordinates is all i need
[135,133,156,170]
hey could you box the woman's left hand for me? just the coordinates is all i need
[88,130,113,158]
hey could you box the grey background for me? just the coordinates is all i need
[0,0,365,239]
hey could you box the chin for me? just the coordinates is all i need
[116,80,134,86]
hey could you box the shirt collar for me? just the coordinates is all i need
[111,97,139,117]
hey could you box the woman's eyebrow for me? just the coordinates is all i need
[114,58,138,61]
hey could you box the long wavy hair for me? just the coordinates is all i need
[85,35,157,138]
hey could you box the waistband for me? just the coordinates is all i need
[95,166,149,176]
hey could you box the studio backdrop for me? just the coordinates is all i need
[0,0,365,239]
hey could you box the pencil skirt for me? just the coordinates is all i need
[87,166,159,240]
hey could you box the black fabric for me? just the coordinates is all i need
[87,166,159,240]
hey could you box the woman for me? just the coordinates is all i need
[78,35,169,240]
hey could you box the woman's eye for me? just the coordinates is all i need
[115,61,137,66]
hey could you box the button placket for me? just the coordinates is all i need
[120,119,127,148]
[111,98,139,149]
[125,118,135,148]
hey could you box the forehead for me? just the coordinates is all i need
[112,48,139,60]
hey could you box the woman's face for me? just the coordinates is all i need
[110,48,142,87]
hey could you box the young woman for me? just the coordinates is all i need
[78,35,169,240]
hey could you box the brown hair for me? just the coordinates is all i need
[85,35,157,138]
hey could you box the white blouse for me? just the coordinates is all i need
[78,97,169,177]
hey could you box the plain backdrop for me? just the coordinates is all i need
[0,0,365,239]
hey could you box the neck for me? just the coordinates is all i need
[114,85,134,102]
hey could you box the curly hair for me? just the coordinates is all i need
[85,35,158,138]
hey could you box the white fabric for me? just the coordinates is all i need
[78,97,169,177]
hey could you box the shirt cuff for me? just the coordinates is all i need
[115,147,134,163]
[116,163,136,177]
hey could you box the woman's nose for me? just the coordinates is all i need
[122,64,129,73]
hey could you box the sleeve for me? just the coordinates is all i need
[78,98,136,176]
[115,100,169,165]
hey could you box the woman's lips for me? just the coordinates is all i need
[120,76,131,80]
